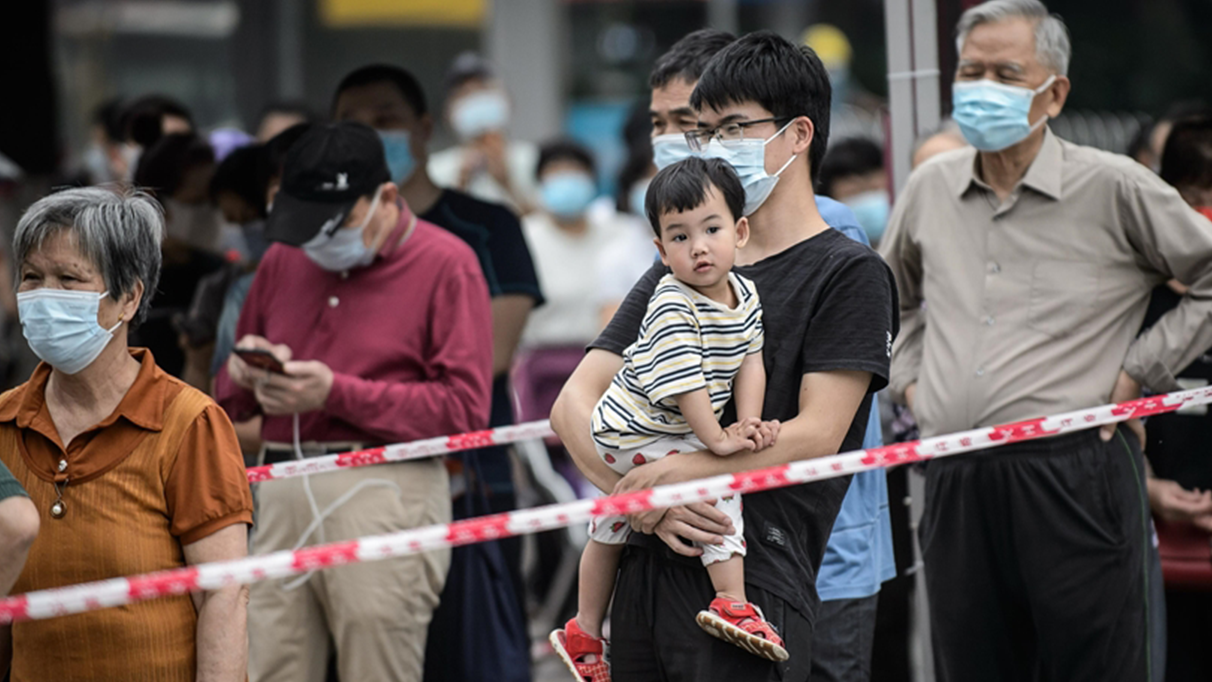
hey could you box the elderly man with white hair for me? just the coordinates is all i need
[880,0,1212,679]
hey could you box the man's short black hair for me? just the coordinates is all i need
[210,144,269,218]
[644,157,744,236]
[690,31,832,182]
[649,29,736,90]
[122,95,194,149]
[818,137,884,198]
[1160,116,1212,191]
[133,133,214,199]
[265,122,313,175]
[536,140,596,180]
[93,98,127,144]
[332,64,428,118]
[444,51,496,96]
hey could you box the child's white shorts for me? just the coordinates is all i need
[590,435,746,566]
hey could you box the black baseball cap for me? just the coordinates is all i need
[265,122,390,246]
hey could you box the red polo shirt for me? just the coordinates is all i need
[216,201,493,445]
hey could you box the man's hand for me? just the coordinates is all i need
[708,419,760,456]
[1101,371,1145,443]
[651,503,735,557]
[613,455,680,533]
[227,335,292,391]
[1148,478,1212,531]
[254,360,334,416]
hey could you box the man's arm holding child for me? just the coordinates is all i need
[551,349,627,493]
[620,368,871,546]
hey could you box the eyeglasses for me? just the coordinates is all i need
[684,116,796,151]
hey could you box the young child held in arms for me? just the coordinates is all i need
[551,157,786,682]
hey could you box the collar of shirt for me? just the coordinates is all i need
[375,198,418,263]
[0,348,180,484]
[957,127,1064,202]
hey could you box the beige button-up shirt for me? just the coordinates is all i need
[880,128,1212,438]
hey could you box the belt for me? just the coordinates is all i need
[260,441,374,466]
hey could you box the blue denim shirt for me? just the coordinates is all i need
[815,196,897,600]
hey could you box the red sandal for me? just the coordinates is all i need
[695,598,790,662]
[549,618,611,682]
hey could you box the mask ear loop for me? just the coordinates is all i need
[97,291,124,334]
[1025,74,1060,133]
[355,185,385,233]
[763,118,802,178]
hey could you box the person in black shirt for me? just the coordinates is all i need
[551,32,897,681]
[332,64,542,682]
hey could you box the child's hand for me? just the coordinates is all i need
[752,420,781,452]
[709,420,760,456]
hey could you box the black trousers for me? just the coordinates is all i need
[921,426,1150,682]
[808,594,879,682]
[611,545,815,682]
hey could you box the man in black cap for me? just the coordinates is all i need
[427,51,539,213]
[216,121,494,682]
[332,63,542,682]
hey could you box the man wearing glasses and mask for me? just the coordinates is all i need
[551,31,898,681]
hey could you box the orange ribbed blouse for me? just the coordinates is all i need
[0,349,253,681]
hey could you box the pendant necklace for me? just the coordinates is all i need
[50,478,68,518]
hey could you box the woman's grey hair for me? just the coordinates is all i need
[13,186,164,327]
[956,0,1071,76]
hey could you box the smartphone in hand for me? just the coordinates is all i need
[234,348,286,374]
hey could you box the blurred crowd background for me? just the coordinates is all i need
[1,2,1211,681]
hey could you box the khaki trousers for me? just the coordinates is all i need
[248,457,452,682]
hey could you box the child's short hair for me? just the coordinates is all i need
[644,157,745,236]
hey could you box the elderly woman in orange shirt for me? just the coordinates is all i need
[0,187,253,681]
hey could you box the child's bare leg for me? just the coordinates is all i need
[706,554,747,604]
[575,539,625,638]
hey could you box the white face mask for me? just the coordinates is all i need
[18,289,122,375]
[302,187,383,272]
[700,120,798,216]
[451,90,510,140]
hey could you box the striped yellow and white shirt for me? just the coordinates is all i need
[592,272,764,450]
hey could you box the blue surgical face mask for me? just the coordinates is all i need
[629,179,650,217]
[701,120,798,216]
[539,173,597,220]
[302,186,383,272]
[18,289,122,374]
[451,90,510,141]
[843,190,891,243]
[652,133,696,170]
[952,76,1056,152]
[378,130,416,184]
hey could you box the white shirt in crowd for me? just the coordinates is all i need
[521,198,627,349]
[596,212,659,311]
[428,140,539,213]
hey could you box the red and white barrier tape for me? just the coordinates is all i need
[245,420,555,483]
[3,387,1209,625]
